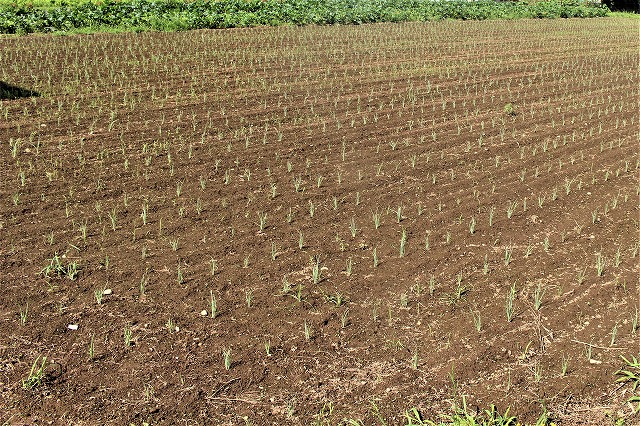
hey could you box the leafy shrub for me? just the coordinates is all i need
[0,0,611,34]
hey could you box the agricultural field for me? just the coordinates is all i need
[0,16,639,425]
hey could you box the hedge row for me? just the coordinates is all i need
[0,0,610,34]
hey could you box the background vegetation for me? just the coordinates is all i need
[0,0,610,34]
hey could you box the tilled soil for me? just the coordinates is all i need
[0,18,638,425]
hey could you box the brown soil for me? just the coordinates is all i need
[0,18,638,426]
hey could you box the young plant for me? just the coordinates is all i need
[124,324,133,347]
[345,257,353,277]
[533,282,545,311]
[209,258,217,277]
[22,356,47,390]
[505,282,516,322]
[222,347,232,370]
[615,355,640,412]
[595,253,605,277]
[94,288,104,305]
[577,267,587,285]
[399,229,407,257]
[372,209,382,229]
[244,288,253,308]
[19,303,28,325]
[561,355,569,377]
[312,257,321,284]
[258,211,267,232]
[340,308,349,328]
[504,246,512,266]
[350,217,357,238]
[303,320,312,341]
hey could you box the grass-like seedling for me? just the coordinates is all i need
[345,257,353,277]
[442,272,469,305]
[340,308,349,328]
[41,254,79,281]
[372,209,381,229]
[533,282,545,311]
[350,217,357,238]
[166,318,176,334]
[615,355,640,412]
[505,282,516,322]
[312,257,322,284]
[222,347,232,370]
[94,288,104,305]
[19,303,28,325]
[124,325,133,348]
[304,320,312,341]
[399,229,407,257]
[614,247,622,267]
[610,324,618,346]
[504,246,512,266]
[210,291,217,319]
[595,253,605,276]
[561,354,569,377]
[396,205,403,223]
[324,290,345,307]
[22,356,47,390]
[140,202,148,225]
[244,288,253,307]
[209,258,217,277]
[108,208,117,230]
[258,211,267,232]
[177,263,184,284]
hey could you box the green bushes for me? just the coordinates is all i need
[0,0,610,34]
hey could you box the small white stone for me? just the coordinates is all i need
[103,289,112,295]
[67,324,78,330]
[589,358,602,364]
[200,310,208,316]
[174,326,180,332]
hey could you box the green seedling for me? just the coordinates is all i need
[223,348,232,370]
[505,282,516,322]
[22,356,47,390]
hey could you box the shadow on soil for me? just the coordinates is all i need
[0,81,39,100]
